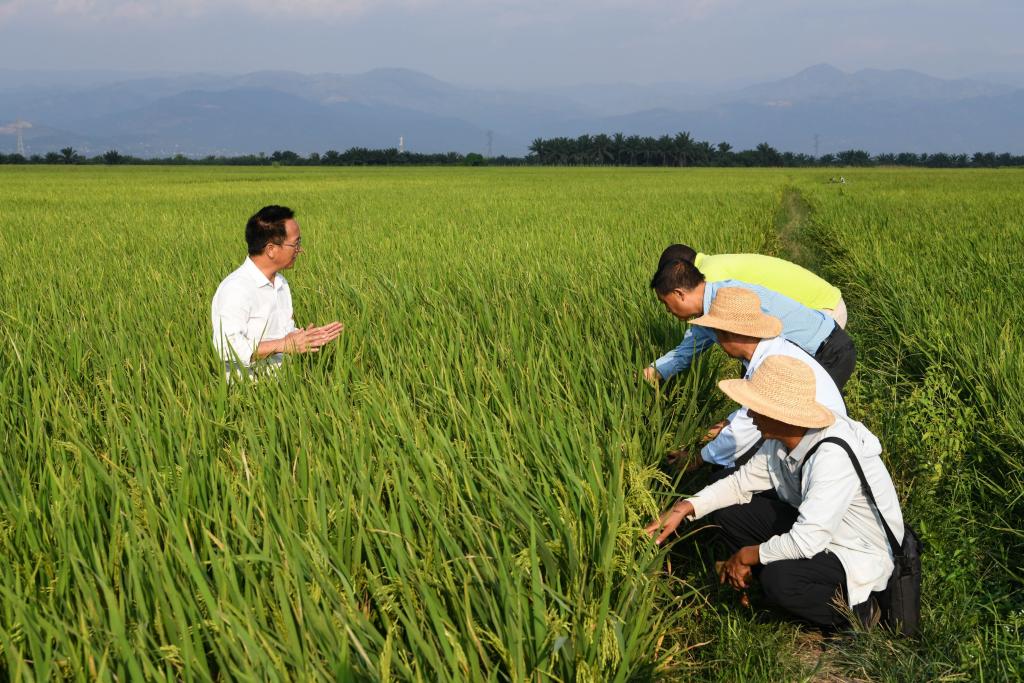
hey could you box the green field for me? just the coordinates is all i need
[1,166,1021,680]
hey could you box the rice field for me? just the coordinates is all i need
[0,166,1021,680]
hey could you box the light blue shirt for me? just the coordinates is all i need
[653,279,836,380]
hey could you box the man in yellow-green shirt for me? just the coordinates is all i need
[658,244,847,327]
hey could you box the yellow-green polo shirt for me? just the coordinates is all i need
[694,253,842,310]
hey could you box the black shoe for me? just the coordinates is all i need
[854,596,881,630]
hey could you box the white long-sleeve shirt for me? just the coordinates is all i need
[211,258,296,376]
[686,413,905,606]
[701,336,846,465]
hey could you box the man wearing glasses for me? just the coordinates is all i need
[211,205,343,378]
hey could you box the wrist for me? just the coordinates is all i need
[672,500,693,517]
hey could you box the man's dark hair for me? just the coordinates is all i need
[650,258,705,295]
[246,205,294,255]
[657,243,697,270]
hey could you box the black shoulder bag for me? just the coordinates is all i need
[802,437,923,636]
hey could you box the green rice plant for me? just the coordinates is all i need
[792,168,1024,680]
[0,167,785,680]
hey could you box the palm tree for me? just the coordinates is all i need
[673,132,694,166]
[611,133,626,166]
[625,136,642,166]
[756,142,782,166]
[715,141,733,165]
[529,138,546,164]
[593,134,613,165]
[575,135,593,165]
[656,135,673,166]
[694,141,714,166]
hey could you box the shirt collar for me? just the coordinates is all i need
[701,280,715,315]
[242,257,282,290]
[784,426,828,467]
[745,336,785,378]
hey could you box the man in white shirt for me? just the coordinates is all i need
[669,287,846,473]
[211,205,343,378]
[646,355,905,630]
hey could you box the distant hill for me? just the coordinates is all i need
[729,63,1011,104]
[1,65,1021,156]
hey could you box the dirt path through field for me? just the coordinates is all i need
[770,186,866,683]
[773,186,819,270]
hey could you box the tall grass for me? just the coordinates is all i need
[793,169,1024,679]
[0,167,784,679]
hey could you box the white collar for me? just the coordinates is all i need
[743,336,785,378]
[242,257,281,290]
[786,427,827,466]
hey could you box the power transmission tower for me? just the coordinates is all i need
[398,136,405,153]
[7,120,32,156]
[486,130,493,158]
[813,133,820,158]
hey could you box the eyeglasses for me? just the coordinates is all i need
[279,239,303,252]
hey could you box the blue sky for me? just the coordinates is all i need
[1,0,1022,86]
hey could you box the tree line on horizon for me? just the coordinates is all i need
[526,134,1024,168]
[2,135,1023,168]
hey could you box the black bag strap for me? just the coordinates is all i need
[798,436,903,558]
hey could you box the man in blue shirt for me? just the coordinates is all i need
[644,259,856,392]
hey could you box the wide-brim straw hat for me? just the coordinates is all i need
[719,355,835,428]
[690,286,783,338]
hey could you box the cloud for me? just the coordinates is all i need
[0,0,27,21]
[5,0,734,23]
[5,0,437,21]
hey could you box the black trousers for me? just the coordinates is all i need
[711,494,852,628]
[813,324,857,392]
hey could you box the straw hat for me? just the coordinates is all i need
[718,355,835,428]
[689,287,783,338]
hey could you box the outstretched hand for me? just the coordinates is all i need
[643,366,661,385]
[701,420,728,444]
[644,500,694,546]
[284,322,344,353]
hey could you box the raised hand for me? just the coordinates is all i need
[308,321,344,346]
[283,322,344,353]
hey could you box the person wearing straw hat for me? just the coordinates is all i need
[656,244,848,328]
[643,259,856,392]
[645,356,905,630]
[670,287,846,473]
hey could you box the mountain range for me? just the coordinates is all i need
[1,64,1022,157]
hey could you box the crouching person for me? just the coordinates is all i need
[683,286,846,475]
[646,355,905,630]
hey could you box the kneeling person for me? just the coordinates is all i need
[646,356,905,630]
[690,287,846,471]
